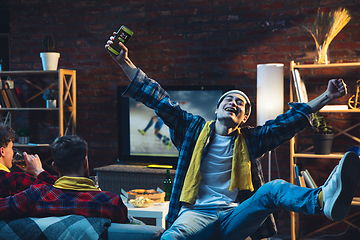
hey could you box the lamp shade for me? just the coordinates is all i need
[257,63,284,126]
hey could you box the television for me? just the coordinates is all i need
[117,85,236,168]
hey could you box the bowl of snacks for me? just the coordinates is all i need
[127,189,165,202]
[129,196,155,208]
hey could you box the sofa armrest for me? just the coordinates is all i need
[107,223,164,240]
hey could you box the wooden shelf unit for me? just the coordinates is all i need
[289,61,360,240]
[0,69,76,140]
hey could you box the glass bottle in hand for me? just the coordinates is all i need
[12,148,26,168]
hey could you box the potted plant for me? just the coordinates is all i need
[16,125,30,144]
[40,35,60,71]
[43,89,57,108]
[311,112,334,154]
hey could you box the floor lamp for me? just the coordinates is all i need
[256,63,284,182]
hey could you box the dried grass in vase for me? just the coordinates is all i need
[302,8,351,64]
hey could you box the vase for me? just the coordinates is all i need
[46,99,57,108]
[315,45,329,65]
[40,52,60,71]
[312,133,334,154]
[18,136,29,144]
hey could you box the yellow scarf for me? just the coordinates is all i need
[0,163,10,173]
[53,176,100,191]
[180,121,254,204]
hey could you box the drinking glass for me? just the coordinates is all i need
[12,148,26,167]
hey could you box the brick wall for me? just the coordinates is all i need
[7,0,360,237]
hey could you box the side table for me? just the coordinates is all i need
[126,201,170,229]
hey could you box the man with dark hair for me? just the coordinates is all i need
[0,124,57,198]
[50,135,90,177]
[105,39,360,240]
[0,135,129,223]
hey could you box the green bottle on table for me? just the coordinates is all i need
[164,169,172,201]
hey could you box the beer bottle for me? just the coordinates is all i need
[164,169,172,201]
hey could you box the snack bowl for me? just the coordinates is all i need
[127,189,165,203]
[129,196,154,208]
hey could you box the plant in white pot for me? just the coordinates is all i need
[311,112,334,154]
[40,35,60,71]
[43,89,57,108]
[16,125,30,144]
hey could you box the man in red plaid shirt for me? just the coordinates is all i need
[0,124,57,198]
[0,135,130,224]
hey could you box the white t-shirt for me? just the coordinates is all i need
[194,133,239,206]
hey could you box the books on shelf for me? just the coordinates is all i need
[0,79,14,90]
[0,88,25,108]
[292,69,308,103]
[294,165,318,188]
[10,89,22,107]
[0,92,5,108]
[292,70,349,110]
[301,169,318,189]
[5,89,17,107]
[320,105,349,111]
[299,175,306,188]
[0,75,27,108]
[0,90,11,108]
[27,143,51,147]
[294,164,301,186]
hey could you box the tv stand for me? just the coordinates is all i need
[94,164,176,193]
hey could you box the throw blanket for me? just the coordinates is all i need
[0,215,111,240]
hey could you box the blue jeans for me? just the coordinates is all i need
[161,179,323,240]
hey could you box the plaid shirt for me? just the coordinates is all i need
[123,69,313,239]
[0,182,130,224]
[0,170,57,198]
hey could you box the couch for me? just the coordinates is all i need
[0,215,164,240]
[107,223,164,239]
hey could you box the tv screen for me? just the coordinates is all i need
[117,85,235,168]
